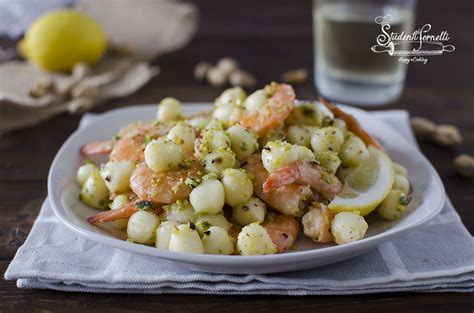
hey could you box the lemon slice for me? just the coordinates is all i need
[329,146,394,216]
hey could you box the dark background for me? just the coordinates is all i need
[1,0,473,311]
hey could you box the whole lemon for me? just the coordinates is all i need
[19,10,107,72]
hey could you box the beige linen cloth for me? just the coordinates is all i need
[0,0,198,134]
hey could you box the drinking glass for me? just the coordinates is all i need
[313,0,416,105]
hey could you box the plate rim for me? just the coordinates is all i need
[47,103,446,268]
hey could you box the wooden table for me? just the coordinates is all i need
[1,0,473,311]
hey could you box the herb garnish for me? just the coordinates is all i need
[200,221,212,231]
[185,177,200,188]
[144,135,153,144]
[136,200,154,210]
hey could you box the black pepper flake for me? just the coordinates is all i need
[302,107,314,116]
[400,194,412,206]
[263,146,271,151]
[189,222,196,230]
[136,200,154,210]
[211,157,223,164]
[203,230,211,236]
[282,232,289,238]
[105,175,111,182]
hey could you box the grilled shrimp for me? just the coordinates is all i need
[239,83,295,136]
[80,121,172,163]
[87,202,138,225]
[243,155,313,217]
[80,140,113,156]
[302,202,334,243]
[87,200,165,225]
[87,159,204,225]
[263,160,342,199]
[263,213,299,252]
[130,160,203,204]
[319,97,384,150]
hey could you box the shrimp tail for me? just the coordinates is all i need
[243,155,312,217]
[81,140,113,156]
[263,214,299,253]
[263,160,342,199]
[263,162,300,192]
[302,202,334,243]
[319,97,384,151]
[87,202,137,225]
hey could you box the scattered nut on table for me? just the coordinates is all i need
[194,62,212,81]
[28,78,53,98]
[281,68,308,84]
[195,57,256,88]
[454,154,474,178]
[229,69,256,88]
[216,57,239,77]
[66,96,95,114]
[72,63,92,81]
[433,124,463,146]
[410,116,436,139]
[206,67,227,87]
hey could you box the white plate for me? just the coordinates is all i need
[48,103,445,274]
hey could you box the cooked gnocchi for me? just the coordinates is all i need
[168,223,205,254]
[167,124,196,153]
[226,124,258,160]
[100,160,136,193]
[155,220,179,249]
[232,197,266,226]
[221,168,253,207]
[195,214,232,236]
[189,178,225,214]
[203,148,236,175]
[237,223,276,255]
[80,83,412,256]
[127,210,160,244]
[157,97,182,122]
[109,194,130,230]
[202,226,234,255]
[144,138,182,172]
[76,162,98,186]
[80,170,109,209]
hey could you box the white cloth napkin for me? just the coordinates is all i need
[4,110,474,295]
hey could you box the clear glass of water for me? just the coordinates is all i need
[313,0,416,106]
